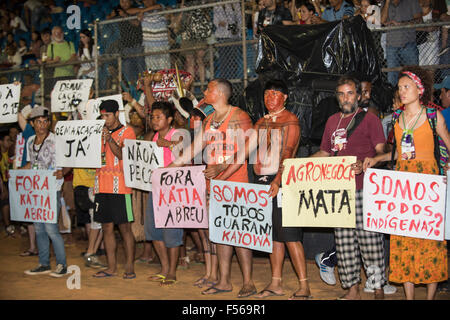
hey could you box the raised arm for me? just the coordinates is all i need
[381,0,391,24]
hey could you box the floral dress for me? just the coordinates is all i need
[390,121,448,284]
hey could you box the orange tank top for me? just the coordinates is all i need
[204,107,248,186]
[95,125,136,194]
[394,120,435,161]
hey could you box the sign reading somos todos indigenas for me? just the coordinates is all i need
[151,166,207,228]
[54,120,105,168]
[0,83,21,124]
[8,170,58,224]
[51,79,92,112]
[282,156,356,228]
[363,168,446,241]
[123,139,164,192]
[209,180,273,253]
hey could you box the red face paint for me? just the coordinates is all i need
[264,90,286,113]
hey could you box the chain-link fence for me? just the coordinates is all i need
[371,21,450,87]
[95,0,247,105]
[1,3,450,114]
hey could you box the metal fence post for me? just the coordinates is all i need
[94,21,99,98]
[40,64,45,106]
[241,0,247,88]
[209,43,214,88]
[118,56,122,94]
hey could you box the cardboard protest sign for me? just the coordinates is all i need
[0,83,21,123]
[151,166,207,228]
[123,139,164,191]
[51,79,92,112]
[14,133,24,168]
[54,120,105,168]
[281,156,356,228]
[446,170,450,240]
[9,170,58,224]
[151,69,192,101]
[209,180,273,253]
[79,94,126,125]
[364,168,446,241]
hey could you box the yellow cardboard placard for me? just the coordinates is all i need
[281,156,356,228]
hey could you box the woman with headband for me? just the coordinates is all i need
[363,66,450,300]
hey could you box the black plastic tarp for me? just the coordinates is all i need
[239,15,392,148]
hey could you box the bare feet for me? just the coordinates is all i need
[374,288,384,300]
[338,285,361,300]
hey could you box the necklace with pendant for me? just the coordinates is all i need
[264,107,285,122]
[210,106,232,130]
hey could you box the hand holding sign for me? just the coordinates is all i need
[123,139,164,191]
[151,166,207,228]
[51,79,92,113]
[363,168,446,241]
[54,120,105,168]
[282,156,356,228]
[9,170,58,224]
[209,180,273,253]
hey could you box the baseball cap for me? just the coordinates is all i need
[29,105,50,120]
[99,99,119,113]
[434,76,450,90]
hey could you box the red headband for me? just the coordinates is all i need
[402,71,424,97]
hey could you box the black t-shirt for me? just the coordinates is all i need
[256,5,292,35]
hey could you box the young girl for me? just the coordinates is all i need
[18,39,28,57]
[145,101,183,286]
[288,1,319,25]
[77,29,96,79]
[364,66,450,300]
[27,31,42,64]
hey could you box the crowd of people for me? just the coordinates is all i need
[1,0,450,89]
[0,0,450,301]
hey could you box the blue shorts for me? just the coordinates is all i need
[145,192,183,248]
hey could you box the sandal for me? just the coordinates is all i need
[201,286,232,295]
[93,271,116,278]
[160,279,177,286]
[193,277,208,287]
[123,272,136,279]
[20,250,38,257]
[289,293,313,300]
[238,286,257,298]
[148,273,166,282]
[136,257,153,264]
[255,289,285,298]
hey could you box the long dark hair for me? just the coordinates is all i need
[78,29,94,57]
